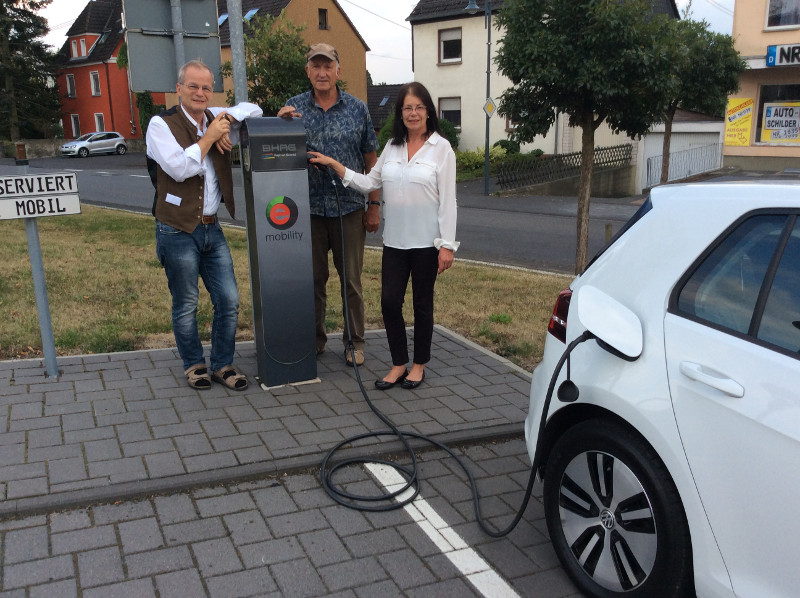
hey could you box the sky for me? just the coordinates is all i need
[39,0,734,85]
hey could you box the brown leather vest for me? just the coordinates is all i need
[153,106,235,233]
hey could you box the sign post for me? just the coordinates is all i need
[1,168,81,377]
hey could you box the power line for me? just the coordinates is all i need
[339,0,412,31]
[49,19,75,31]
[702,0,734,17]
[367,52,411,63]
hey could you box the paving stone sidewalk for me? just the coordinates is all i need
[0,438,581,598]
[0,326,532,518]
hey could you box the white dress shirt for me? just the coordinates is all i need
[342,132,459,251]
[146,102,262,216]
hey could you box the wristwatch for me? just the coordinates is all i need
[367,201,380,207]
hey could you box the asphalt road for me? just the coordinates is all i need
[2,152,642,273]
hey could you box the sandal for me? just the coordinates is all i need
[185,364,212,390]
[211,365,248,391]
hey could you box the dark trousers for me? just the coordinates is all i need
[381,246,439,366]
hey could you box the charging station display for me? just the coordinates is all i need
[240,117,316,387]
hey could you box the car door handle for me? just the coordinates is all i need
[679,362,744,398]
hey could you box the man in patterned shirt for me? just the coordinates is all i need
[278,43,379,367]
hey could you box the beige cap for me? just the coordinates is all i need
[306,43,339,63]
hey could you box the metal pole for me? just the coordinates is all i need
[25,218,59,377]
[226,0,248,103]
[484,0,492,196]
[15,152,58,378]
[170,0,185,73]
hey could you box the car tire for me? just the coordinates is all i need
[116,144,127,155]
[78,147,89,158]
[543,420,693,598]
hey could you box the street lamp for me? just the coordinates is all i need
[465,0,492,196]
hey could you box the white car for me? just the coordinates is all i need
[60,132,127,158]
[525,181,800,598]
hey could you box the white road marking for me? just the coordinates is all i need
[365,462,522,598]
[130,174,150,178]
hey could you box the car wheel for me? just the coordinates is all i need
[78,147,89,158]
[543,420,693,598]
[116,144,127,155]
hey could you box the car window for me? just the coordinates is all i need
[677,214,785,334]
[756,219,800,352]
[77,134,93,141]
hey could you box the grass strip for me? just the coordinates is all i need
[0,206,572,372]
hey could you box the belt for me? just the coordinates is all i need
[201,214,217,224]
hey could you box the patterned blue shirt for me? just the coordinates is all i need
[286,87,379,217]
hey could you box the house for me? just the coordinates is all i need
[54,0,370,141]
[407,0,681,194]
[723,1,800,171]
[53,0,144,140]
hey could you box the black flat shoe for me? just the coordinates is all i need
[401,371,425,390]
[374,369,408,391]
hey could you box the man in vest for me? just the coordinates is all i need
[146,60,262,391]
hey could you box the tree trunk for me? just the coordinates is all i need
[575,119,595,274]
[660,105,677,185]
[0,32,19,140]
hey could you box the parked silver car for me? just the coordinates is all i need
[60,132,127,158]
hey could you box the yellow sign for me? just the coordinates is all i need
[724,98,754,147]
[761,102,800,144]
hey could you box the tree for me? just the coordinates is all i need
[220,11,308,115]
[134,91,165,139]
[0,0,62,140]
[495,0,675,273]
[659,19,745,183]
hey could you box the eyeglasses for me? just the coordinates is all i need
[182,83,213,94]
[402,105,427,114]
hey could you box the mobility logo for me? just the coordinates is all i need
[265,196,303,241]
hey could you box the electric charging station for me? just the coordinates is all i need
[240,117,317,388]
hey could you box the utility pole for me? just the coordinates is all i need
[226,0,248,103]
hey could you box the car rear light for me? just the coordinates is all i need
[547,288,572,343]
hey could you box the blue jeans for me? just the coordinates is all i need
[155,219,239,372]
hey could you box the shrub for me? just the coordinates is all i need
[377,113,394,152]
[438,118,460,149]
[455,145,510,179]
[493,139,520,154]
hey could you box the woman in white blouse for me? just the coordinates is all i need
[309,81,459,390]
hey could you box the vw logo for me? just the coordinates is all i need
[600,509,615,529]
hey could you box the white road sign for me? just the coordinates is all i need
[0,173,81,220]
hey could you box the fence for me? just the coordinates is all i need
[496,144,633,191]
[645,143,722,189]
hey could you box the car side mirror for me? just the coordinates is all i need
[576,285,643,361]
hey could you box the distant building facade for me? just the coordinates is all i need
[724,0,800,170]
[54,0,145,140]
